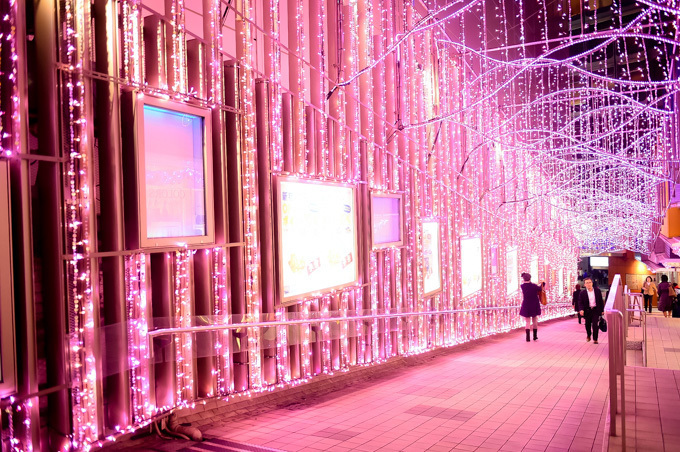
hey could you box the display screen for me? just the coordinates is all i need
[278,179,358,301]
[143,104,207,239]
[422,221,441,295]
[371,194,402,247]
[590,256,609,268]
[530,255,539,283]
[506,247,518,295]
[461,237,482,298]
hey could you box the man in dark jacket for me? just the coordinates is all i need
[578,276,605,344]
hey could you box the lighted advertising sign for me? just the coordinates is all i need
[590,256,609,268]
[530,255,539,283]
[136,97,214,247]
[461,237,482,298]
[278,178,358,302]
[506,247,518,295]
[558,268,564,295]
[371,193,403,248]
[422,221,442,296]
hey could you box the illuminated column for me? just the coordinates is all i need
[93,0,132,432]
[235,0,263,389]
[120,0,143,85]
[62,0,102,444]
[29,0,70,446]
[165,0,187,95]
[287,0,307,174]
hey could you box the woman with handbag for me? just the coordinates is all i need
[657,274,673,318]
[642,276,657,314]
[578,277,604,344]
[520,272,545,342]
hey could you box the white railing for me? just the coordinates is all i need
[605,274,626,449]
[625,290,647,367]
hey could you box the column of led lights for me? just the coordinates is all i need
[239,0,263,389]
[1,0,20,157]
[316,0,328,178]
[126,253,152,423]
[321,296,331,373]
[293,0,307,174]
[268,0,283,171]
[340,291,349,368]
[63,0,98,446]
[120,0,143,85]
[174,248,194,403]
[213,247,233,394]
[206,0,223,108]
[168,0,187,95]
[275,305,290,383]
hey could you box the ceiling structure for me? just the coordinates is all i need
[357,0,680,254]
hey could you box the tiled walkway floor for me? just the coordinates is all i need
[139,317,613,452]
[626,312,680,370]
[608,366,680,452]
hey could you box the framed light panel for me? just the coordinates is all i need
[506,247,519,295]
[460,237,482,298]
[135,95,215,247]
[276,177,359,304]
[422,221,442,297]
[370,192,403,249]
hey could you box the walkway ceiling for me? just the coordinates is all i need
[390,0,680,253]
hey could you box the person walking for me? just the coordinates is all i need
[578,276,604,344]
[520,272,544,342]
[572,284,582,324]
[642,276,657,314]
[657,275,673,318]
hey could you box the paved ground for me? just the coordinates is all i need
[133,316,614,452]
[626,312,680,370]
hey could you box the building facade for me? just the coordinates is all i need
[0,0,578,449]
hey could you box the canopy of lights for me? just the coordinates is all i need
[384,0,679,253]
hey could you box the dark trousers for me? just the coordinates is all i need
[584,311,601,341]
[643,294,653,313]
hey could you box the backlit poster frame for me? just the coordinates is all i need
[276,177,359,304]
[370,192,404,249]
[530,255,539,283]
[460,236,483,298]
[421,220,442,297]
[506,247,519,295]
[135,94,215,248]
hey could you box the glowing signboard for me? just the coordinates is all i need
[590,256,609,268]
[136,98,214,247]
[371,193,403,248]
[278,178,358,302]
[461,237,482,298]
[558,268,564,295]
[530,255,539,283]
[422,221,441,296]
[506,247,518,295]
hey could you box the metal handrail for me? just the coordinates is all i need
[147,303,573,356]
[625,308,647,367]
[605,275,626,450]
[606,308,626,450]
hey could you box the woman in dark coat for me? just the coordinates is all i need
[657,274,673,318]
[572,284,582,324]
[578,276,604,344]
[520,272,544,342]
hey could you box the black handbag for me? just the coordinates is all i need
[599,317,607,332]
